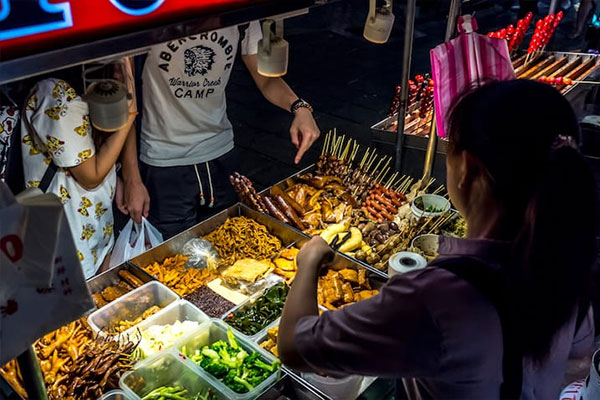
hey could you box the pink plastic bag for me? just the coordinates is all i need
[430,15,515,138]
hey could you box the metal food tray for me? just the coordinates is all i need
[1,202,389,399]
[128,203,307,270]
[371,51,600,143]
[86,262,156,297]
[260,167,388,279]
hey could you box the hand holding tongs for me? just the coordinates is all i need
[329,231,352,251]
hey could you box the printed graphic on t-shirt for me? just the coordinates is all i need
[184,45,216,76]
[157,32,236,101]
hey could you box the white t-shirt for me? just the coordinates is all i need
[140,22,262,167]
[21,79,116,279]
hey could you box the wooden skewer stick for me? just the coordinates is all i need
[350,142,360,163]
[360,148,370,169]
[366,151,379,172]
[376,166,390,184]
[391,175,404,191]
[331,129,338,155]
[397,177,408,193]
[432,184,445,196]
[371,155,387,177]
[322,131,330,155]
[385,172,398,189]
[567,80,600,85]
[335,135,344,158]
[393,175,407,191]
[401,177,414,193]
[367,150,378,171]
[341,137,352,160]
[334,134,342,158]
[421,178,436,193]
[330,135,338,156]
[339,135,347,158]
[380,156,392,175]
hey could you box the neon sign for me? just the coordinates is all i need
[0,0,251,61]
[0,0,72,41]
[109,0,166,16]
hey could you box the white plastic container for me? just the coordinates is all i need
[129,300,210,360]
[410,234,440,257]
[302,372,363,400]
[175,320,280,400]
[120,351,227,400]
[88,281,178,338]
[411,194,451,219]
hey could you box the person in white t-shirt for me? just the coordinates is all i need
[129,22,320,239]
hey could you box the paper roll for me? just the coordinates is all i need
[388,252,427,277]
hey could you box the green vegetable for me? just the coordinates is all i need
[184,328,280,393]
[414,197,444,213]
[141,386,217,400]
[225,283,289,336]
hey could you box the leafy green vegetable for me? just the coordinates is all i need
[141,385,217,400]
[183,328,280,394]
[225,283,289,336]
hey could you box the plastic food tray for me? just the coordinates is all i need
[120,351,227,400]
[221,282,286,342]
[96,389,131,400]
[88,281,179,338]
[254,317,280,360]
[129,299,210,360]
[175,319,280,400]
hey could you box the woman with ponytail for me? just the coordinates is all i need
[279,79,598,399]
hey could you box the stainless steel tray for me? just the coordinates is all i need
[1,203,389,399]
[86,262,155,295]
[259,170,388,279]
[257,373,328,400]
[128,203,306,269]
[372,51,600,142]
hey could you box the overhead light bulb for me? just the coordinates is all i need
[364,0,395,44]
[258,19,289,77]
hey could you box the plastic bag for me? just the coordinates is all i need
[0,182,94,365]
[182,238,220,271]
[430,15,515,137]
[110,217,163,268]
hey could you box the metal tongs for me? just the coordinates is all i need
[329,231,352,251]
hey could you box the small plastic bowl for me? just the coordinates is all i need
[411,194,451,219]
[97,389,130,400]
[301,373,363,400]
[410,234,440,257]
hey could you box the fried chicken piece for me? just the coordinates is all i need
[338,269,359,284]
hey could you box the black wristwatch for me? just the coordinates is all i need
[290,98,313,114]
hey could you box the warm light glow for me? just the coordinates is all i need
[363,33,388,44]
[257,69,287,77]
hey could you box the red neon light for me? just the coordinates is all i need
[0,0,252,61]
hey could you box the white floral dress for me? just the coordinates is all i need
[21,78,116,278]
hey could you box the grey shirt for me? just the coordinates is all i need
[295,236,594,399]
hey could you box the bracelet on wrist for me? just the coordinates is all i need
[291,98,313,114]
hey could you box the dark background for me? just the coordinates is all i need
[227,0,592,188]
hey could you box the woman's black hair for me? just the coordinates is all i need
[447,79,598,363]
